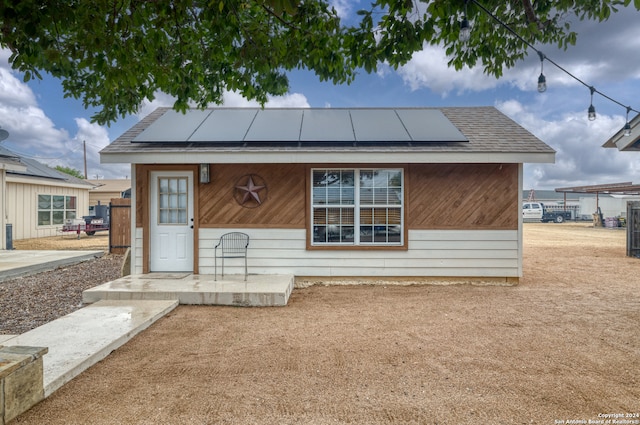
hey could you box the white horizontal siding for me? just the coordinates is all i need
[6,180,90,240]
[134,227,143,275]
[198,228,520,278]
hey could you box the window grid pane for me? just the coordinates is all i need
[312,169,402,245]
[38,195,76,226]
[158,177,188,225]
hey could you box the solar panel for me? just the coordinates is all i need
[131,108,468,145]
[396,109,467,142]
[190,109,258,142]
[350,109,411,142]
[300,109,354,141]
[244,109,303,142]
[133,109,211,142]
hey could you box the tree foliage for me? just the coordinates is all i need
[54,165,85,179]
[1,0,637,124]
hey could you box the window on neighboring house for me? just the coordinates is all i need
[38,195,77,226]
[311,168,403,246]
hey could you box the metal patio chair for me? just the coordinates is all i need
[214,232,249,281]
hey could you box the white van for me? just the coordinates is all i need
[522,202,543,221]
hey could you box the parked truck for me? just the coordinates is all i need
[61,203,110,237]
[522,202,572,223]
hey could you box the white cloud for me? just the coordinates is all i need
[0,68,37,108]
[137,90,310,118]
[497,100,637,189]
[264,93,310,108]
[330,0,353,19]
[0,64,70,155]
[0,50,129,179]
[136,92,178,120]
[51,118,130,179]
[397,45,500,95]
[396,5,640,96]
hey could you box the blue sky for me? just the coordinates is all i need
[0,2,639,189]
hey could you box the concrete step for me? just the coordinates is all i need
[2,299,178,396]
[83,274,294,307]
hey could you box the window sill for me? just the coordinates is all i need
[307,243,407,251]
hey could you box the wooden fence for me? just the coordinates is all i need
[628,201,640,258]
[109,198,131,254]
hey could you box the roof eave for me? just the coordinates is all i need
[603,112,640,150]
[101,150,555,165]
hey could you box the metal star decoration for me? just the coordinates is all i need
[234,174,267,207]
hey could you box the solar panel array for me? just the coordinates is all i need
[133,108,468,145]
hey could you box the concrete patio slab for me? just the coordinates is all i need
[0,335,17,344]
[83,274,294,306]
[2,299,178,396]
[0,250,104,282]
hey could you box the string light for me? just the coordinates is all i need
[537,51,546,93]
[459,0,471,43]
[588,87,596,121]
[465,0,639,134]
[624,107,632,136]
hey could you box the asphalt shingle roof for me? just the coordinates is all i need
[101,106,554,156]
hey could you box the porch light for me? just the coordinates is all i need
[200,163,210,184]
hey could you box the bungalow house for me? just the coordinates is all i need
[87,179,132,207]
[100,107,555,283]
[0,145,93,248]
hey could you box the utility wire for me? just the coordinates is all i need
[469,0,640,116]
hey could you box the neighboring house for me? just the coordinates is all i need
[0,146,93,247]
[87,179,131,207]
[100,107,555,282]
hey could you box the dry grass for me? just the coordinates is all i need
[13,232,110,252]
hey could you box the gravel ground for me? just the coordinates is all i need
[0,254,123,334]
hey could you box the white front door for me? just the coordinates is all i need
[150,171,194,272]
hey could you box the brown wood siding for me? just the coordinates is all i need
[109,198,131,254]
[199,163,306,228]
[407,163,518,230]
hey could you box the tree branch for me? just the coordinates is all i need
[521,0,544,30]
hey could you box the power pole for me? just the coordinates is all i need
[83,140,88,179]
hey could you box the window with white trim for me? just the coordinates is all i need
[38,195,77,226]
[312,168,403,246]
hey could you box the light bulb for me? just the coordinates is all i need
[537,73,547,93]
[623,122,631,137]
[459,19,470,43]
[588,104,596,121]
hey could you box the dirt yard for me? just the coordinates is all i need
[12,223,640,424]
[12,232,110,252]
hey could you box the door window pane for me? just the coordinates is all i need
[157,177,188,224]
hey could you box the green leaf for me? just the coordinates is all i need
[1,0,636,124]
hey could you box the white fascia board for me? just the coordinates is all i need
[615,130,640,151]
[0,162,27,172]
[101,150,555,165]
[7,174,92,190]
